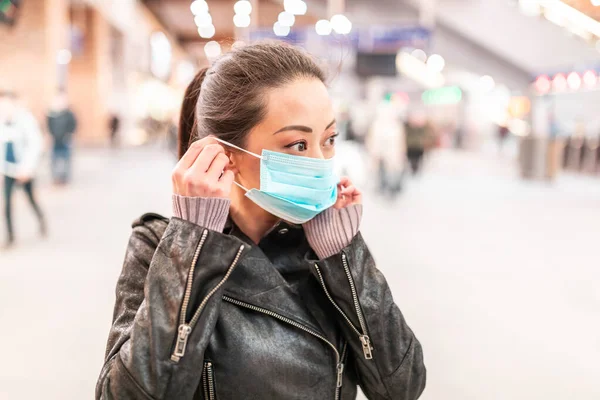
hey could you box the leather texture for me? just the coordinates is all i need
[96,213,426,400]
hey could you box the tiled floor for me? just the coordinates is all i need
[1,146,598,399]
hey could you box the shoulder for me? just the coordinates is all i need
[130,213,170,246]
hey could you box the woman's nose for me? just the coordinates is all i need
[307,147,325,159]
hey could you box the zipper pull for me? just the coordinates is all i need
[360,335,373,360]
[336,363,344,388]
[171,324,192,362]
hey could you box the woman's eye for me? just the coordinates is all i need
[286,141,307,152]
[325,134,338,147]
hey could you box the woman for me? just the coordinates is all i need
[96,42,426,400]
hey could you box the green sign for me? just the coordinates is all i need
[422,86,462,105]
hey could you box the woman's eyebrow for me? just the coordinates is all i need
[272,119,336,135]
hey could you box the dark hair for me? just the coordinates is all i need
[178,68,207,158]
[178,42,326,158]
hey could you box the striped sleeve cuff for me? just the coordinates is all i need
[172,195,230,232]
[303,204,363,259]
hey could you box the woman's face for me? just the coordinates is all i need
[231,77,337,191]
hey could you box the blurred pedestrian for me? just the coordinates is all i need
[366,101,406,197]
[0,86,46,248]
[497,123,509,153]
[405,111,429,174]
[109,114,120,147]
[47,90,77,185]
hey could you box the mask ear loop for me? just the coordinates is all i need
[212,137,260,192]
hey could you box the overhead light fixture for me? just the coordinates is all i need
[204,41,221,59]
[315,19,332,36]
[330,14,352,34]
[234,0,252,15]
[534,75,551,94]
[518,0,541,17]
[273,21,290,36]
[583,70,598,87]
[480,75,496,92]
[190,0,209,15]
[552,73,567,91]
[198,24,216,39]
[426,54,445,73]
[233,13,251,28]
[284,0,307,15]
[278,11,295,27]
[592,0,600,6]
[194,13,212,27]
[567,72,581,90]
[396,51,445,88]
[410,49,427,63]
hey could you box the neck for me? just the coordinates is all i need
[229,186,279,244]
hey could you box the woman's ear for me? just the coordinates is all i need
[225,149,240,174]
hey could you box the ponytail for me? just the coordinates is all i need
[178,67,209,159]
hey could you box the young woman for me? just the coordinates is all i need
[96,42,426,400]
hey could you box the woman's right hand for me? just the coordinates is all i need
[172,137,235,198]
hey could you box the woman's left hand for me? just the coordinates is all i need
[333,177,362,209]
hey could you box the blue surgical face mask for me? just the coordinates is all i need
[214,138,338,224]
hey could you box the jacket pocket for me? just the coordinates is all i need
[202,360,216,400]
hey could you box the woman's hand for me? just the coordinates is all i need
[172,137,235,198]
[333,177,362,209]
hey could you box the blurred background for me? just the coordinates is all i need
[1,0,600,399]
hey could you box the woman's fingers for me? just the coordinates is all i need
[191,143,225,173]
[206,153,230,181]
[177,137,217,169]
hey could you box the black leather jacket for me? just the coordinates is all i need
[96,214,426,399]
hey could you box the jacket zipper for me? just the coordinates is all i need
[313,254,373,360]
[171,229,245,362]
[203,361,216,400]
[335,341,348,400]
[222,295,344,399]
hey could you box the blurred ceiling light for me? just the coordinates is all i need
[234,0,252,15]
[278,11,295,27]
[233,13,251,27]
[567,71,582,90]
[273,21,290,36]
[198,24,216,39]
[396,51,445,88]
[552,73,567,91]
[284,0,307,15]
[534,75,551,94]
[315,19,332,35]
[518,0,541,16]
[57,49,72,65]
[539,0,600,37]
[410,49,427,63]
[582,70,597,86]
[592,0,600,6]
[330,14,352,34]
[194,13,212,27]
[426,54,445,73]
[204,41,221,59]
[480,75,496,92]
[190,0,209,15]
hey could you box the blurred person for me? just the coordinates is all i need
[109,113,120,147]
[366,101,406,197]
[405,111,429,174]
[96,43,426,400]
[47,90,77,185]
[497,123,509,153]
[0,87,46,248]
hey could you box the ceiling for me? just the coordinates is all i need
[142,0,319,60]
